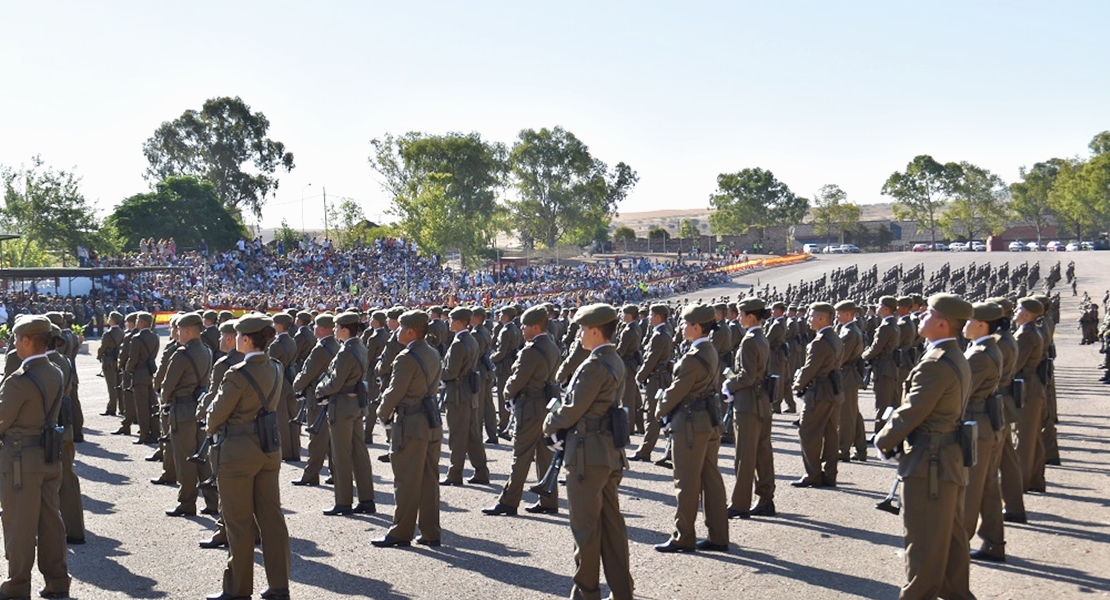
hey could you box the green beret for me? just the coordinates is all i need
[879,296,898,310]
[911,294,925,306]
[428,305,443,316]
[124,312,138,323]
[810,302,836,316]
[296,311,312,323]
[787,305,799,312]
[521,305,549,327]
[971,302,1003,322]
[108,311,124,323]
[1033,295,1051,311]
[218,310,234,322]
[450,307,473,322]
[334,312,360,326]
[622,304,639,316]
[573,303,618,327]
[314,313,334,328]
[387,306,406,320]
[771,301,787,311]
[177,313,203,329]
[272,313,294,326]
[896,296,913,308]
[834,300,858,312]
[219,320,238,334]
[682,304,717,325]
[50,323,62,338]
[203,310,218,322]
[499,305,517,318]
[13,315,52,337]
[987,297,1014,317]
[738,297,766,313]
[137,312,154,325]
[371,310,387,324]
[471,306,487,318]
[650,304,670,318]
[1018,297,1045,317]
[928,294,973,321]
[235,313,273,334]
[399,310,430,329]
[713,302,728,312]
[44,311,63,325]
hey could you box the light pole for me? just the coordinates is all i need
[301,183,313,239]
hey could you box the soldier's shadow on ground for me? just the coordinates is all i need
[978,555,1110,593]
[417,531,571,595]
[289,537,406,598]
[74,461,130,486]
[70,532,166,598]
[701,544,900,598]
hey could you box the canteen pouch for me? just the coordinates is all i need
[40,425,64,464]
[58,397,74,428]
[828,370,843,395]
[256,409,281,453]
[422,395,443,429]
[543,381,561,403]
[146,356,158,375]
[705,393,722,428]
[1036,359,1050,384]
[467,370,480,395]
[1011,378,1025,409]
[355,381,370,409]
[986,394,1004,432]
[607,405,631,449]
[959,420,978,468]
[893,348,904,368]
[1048,344,1056,360]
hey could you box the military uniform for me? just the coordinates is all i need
[875,295,974,600]
[765,311,789,415]
[0,318,70,598]
[291,324,339,486]
[862,302,901,433]
[544,304,633,600]
[491,308,523,433]
[615,313,643,433]
[126,319,160,443]
[656,305,728,552]
[630,314,674,461]
[362,322,388,443]
[375,314,442,545]
[46,346,84,542]
[470,310,498,442]
[115,319,139,435]
[205,317,290,600]
[991,309,1026,520]
[267,325,301,462]
[724,309,774,517]
[161,330,216,515]
[197,342,244,549]
[792,306,843,487]
[442,313,488,484]
[961,305,1005,561]
[837,312,867,460]
[98,320,125,415]
[1013,301,1046,493]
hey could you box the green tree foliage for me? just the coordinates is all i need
[648,226,670,240]
[882,155,958,246]
[143,96,295,219]
[370,132,506,265]
[1,156,116,266]
[849,222,895,252]
[1010,160,1063,244]
[1048,155,1110,241]
[109,176,246,252]
[327,198,375,250]
[810,184,861,244]
[613,225,636,252]
[940,162,1009,242]
[509,126,638,249]
[678,219,700,240]
[1089,131,1110,156]
[709,168,808,239]
[274,219,301,253]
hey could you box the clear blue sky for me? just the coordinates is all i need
[2,0,1106,231]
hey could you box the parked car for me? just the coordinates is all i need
[949,242,968,252]
[933,242,949,251]
[912,243,931,252]
[802,243,820,254]
[970,241,987,252]
[1008,241,1027,252]
[822,245,845,254]
[1082,241,1096,251]
[1026,241,1045,251]
[1046,241,1063,251]
[840,244,861,254]
[1065,242,1080,251]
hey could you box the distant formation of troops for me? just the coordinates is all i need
[0,255,1088,600]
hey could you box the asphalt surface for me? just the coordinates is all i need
[39,250,1110,599]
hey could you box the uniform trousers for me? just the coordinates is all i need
[966,427,1005,557]
[567,464,633,600]
[387,431,441,542]
[217,446,289,597]
[0,465,69,597]
[669,423,728,548]
[444,394,489,482]
[899,476,972,600]
[330,413,374,505]
[496,409,555,509]
[798,396,840,484]
[730,410,774,512]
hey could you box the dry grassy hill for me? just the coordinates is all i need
[613,203,896,236]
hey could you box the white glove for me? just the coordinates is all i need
[438,380,446,391]
[506,397,516,411]
[547,434,565,452]
[721,382,734,403]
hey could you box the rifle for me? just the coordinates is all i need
[530,447,564,498]
[306,402,329,435]
[188,435,213,464]
[876,477,901,515]
[293,393,308,424]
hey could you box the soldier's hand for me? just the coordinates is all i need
[545,433,564,452]
[720,382,734,403]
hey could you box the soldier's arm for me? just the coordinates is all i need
[659,354,697,417]
[199,359,230,417]
[442,342,466,381]
[161,352,186,403]
[874,361,943,451]
[314,353,349,399]
[490,329,511,363]
[504,347,538,400]
[0,376,28,435]
[544,359,602,435]
[727,337,760,392]
[793,342,822,392]
[206,372,245,435]
[377,353,418,420]
[293,346,328,394]
[637,335,665,382]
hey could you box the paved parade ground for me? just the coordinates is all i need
[50,251,1110,599]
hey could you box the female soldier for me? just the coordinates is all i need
[723,298,775,519]
[315,312,375,516]
[205,314,290,600]
[653,304,730,553]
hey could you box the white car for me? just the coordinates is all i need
[1046,241,1063,252]
[840,244,861,253]
[802,243,820,254]
[1066,242,1080,251]
[970,242,987,252]
[1082,241,1095,251]
[1026,241,1045,251]
[1008,241,1026,252]
[949,242,968,252]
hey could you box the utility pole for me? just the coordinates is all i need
[322,187,328,243]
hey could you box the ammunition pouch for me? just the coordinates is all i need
[986,394,1004,432]
[1036,358,1050,384]
[58,397,74,429]
[481,353,494,372]
[467,370,480,395]
[1047,344,1056,360]
[255,409,280,453]
[893,349,905,368]
[828,370,843,396]
[959,420,978,468]
[607,405,631,449]
[854,358,867,380]
[355,381,370,409]
[40,425,64,464]
[146,356,158,375]
[763,374,780,399]
[1011,378,1026,409]
[285,364,297,385]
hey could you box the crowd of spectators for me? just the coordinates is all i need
[2,236,743,334]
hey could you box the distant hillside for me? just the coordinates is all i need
[613,203,896,236]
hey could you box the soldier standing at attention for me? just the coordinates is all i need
[204,314,290,600]
[722,298,775,519]
[441,307,489,486]
[0,316,70,599]
[896,297,918,386]
[112,312,138,436]
[98,311,125,417]
[315,312,375,516]
[765,302,789,416]
[615,305,644,434]
[362,310,388,445]
[875,294,974,600]
[791,302,843,488]
[291,314,339,487]
[629,305,673,463]
[1012,298,1046,494]
[835,301,868,462]
[161,313,216,517]
[469,307,498,445]
[198,318,244,550]
[491,306,523,437]
[127,312,160,445]
[201,310,222,362]
[862,296,901,434]
[45,325,85,544]
[654,304,729,553]
[543,304,634,600]
[373,310,443,548]
[483,305,562,516]
[986,298,1027,523]
[269,313,301,463]
[292,311,315,372]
